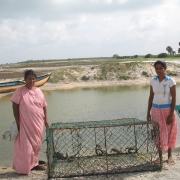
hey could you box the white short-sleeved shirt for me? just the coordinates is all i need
[150,75,176,105]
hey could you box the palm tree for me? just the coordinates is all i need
[172,51,176,56]
[166,46,173,56]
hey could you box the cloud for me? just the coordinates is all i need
[0,0,164,21]
[0,0,180,63]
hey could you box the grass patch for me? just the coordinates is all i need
[49,67,83,83]
[95,62,139,80]
[141,71,149,77]
[166,70,178,76]
[118,73,130,80]
[81,76,90,81]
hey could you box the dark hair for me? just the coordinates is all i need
[24,69,37,80]
[154,60,166,69]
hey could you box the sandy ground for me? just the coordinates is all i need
[1,148,180,180]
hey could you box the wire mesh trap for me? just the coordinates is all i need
[46,118,161,178]
[175,104,180,117]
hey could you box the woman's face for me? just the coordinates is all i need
[155,63,166,77]
[25,74,36,88]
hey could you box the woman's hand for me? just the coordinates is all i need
[43,107,49,128]
[147,113,151,121]
[167,114,173,125]
[44,120,49,128]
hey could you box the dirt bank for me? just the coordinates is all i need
[1,60,180,92]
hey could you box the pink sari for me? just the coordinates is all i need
[10,86,47,174]
[151,107,178,151]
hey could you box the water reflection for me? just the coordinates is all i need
[45,85,150,124]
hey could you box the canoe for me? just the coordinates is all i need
[0,73,51,93]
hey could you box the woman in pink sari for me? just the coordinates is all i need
[147,60,178,164]
[11,69,49,174]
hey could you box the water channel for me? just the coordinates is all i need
[0,84,180,166]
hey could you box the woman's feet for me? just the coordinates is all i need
[31,165,46,171]
[167,156,174,164]
[154,157,163,164]
[167,149,175,164]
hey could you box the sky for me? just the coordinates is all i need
[0,0,180,64]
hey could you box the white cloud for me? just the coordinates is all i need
[103,0,113,4]
[0,0,180,63]
[116,0,128,4]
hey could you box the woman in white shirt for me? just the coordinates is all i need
[147,60,178,164]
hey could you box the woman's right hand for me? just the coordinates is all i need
[44,120,49,128]
[146,113,151,121]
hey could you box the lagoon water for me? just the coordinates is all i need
[0,84,180,166]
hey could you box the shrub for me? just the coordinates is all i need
[142,71,149,77]
[81,75,89,81]
[166,70,177,76]
[145,54,152,58]
[113,54,119,58]
[48,67,82,83]
[157,53,168,58]
[134,55,138,58]
[118,73,130,80]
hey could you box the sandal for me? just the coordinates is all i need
[31,165,46,171]
[39,160,46,165]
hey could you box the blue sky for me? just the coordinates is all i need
[0,0,180,64]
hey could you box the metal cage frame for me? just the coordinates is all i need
[46,118,161,178]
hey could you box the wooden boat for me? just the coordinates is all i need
[0,73,51,93]
[34,73,51,87]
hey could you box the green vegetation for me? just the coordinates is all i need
[166,70,178,76]
[118,73,130,80]
[81,75,90,81]
[144,54,157,58]
[2,53,180,83]
[49,67,83,83]
[145,54,152,58]
[141,71,149,77]
[157,53,168,58]
[175,54,180,57]
[113,54,139,59]
[48,62,139,82]
[94,62,139,81]
[166,46,176,56]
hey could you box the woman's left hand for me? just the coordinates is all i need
[167,114,173,125]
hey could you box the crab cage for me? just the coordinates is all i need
[175,104,180,118]
[46,118,161,178]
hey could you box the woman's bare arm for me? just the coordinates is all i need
[12,102,20,130]
[147,85,154,121]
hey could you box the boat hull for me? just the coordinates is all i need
[0,73,51,93]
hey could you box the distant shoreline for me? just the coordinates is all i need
[1,59,180,95]
[40,79,150,91]
[1,77,180,98]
